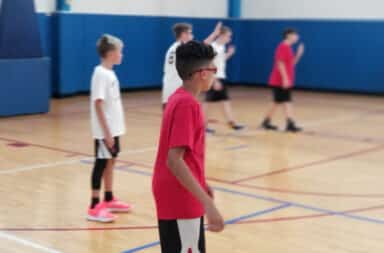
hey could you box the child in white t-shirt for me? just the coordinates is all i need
[205,26,244,133]
[87,34,132,223]
[162,22,223,109]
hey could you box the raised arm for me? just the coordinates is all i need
[295,43,305,65]
[203,22,222,45]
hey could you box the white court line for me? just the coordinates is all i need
[0,158,91,175]
[0,147,156,175]
[0,231,62,253]
[119,146,156,154]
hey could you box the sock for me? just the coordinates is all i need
[90,197,100,209]
[104,191,114,202]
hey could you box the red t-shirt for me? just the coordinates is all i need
[269,42,295,88]
[152,87,207,220]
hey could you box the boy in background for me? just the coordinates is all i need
[87,34,132,223]
[162,22,223,109]
[261,28,304,132]
[205,26,244,133]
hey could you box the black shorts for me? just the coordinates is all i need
[94,137,120,159]
[272,87,292,103]
[158,217,205,253]
[205,79,230,102]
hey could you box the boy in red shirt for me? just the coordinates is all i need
[261,28,305,132]
[153,41,224,252]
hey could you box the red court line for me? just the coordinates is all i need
[0,136,138,167]
[231,144,384,184]
[2,204,383,232]
[237,204,384,225]
[207,179,384,198]
[207,117,384,145]
[0,137,85,156]
[0,225,158,232]
[2,136,384,199]
[302,130,384,144]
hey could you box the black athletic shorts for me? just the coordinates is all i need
[94,137,120,159]
[272,87,292,103]
[158,217,205,253]
[205,79,230,102]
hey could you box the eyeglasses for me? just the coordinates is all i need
[190,67,217,76]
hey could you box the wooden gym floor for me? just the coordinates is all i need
[1,86,384,253]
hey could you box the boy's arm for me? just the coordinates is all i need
[203,22,222,45]
[95,99,114,148]
[295,43,305,65]
[225,45,236,60]
[277,61,290,89]
[167,147,224,232]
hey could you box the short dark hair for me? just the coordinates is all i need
[283,28,298,39]
[96,34,123,58]
[220,26,232,35]
[173,23,192,39]
[176,40,216,80]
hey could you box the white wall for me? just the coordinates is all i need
[69,0,227,17]
[34,0,56,13]
[242,0,384,19]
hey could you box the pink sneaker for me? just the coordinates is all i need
[87,203,116,223]
[103,198,133,213]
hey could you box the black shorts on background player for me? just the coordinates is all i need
[272,87,292,103]
[205,80,230,102]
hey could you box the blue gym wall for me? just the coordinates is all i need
[35,1,384,96]
[0,0,50,116]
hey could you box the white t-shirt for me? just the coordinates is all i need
[212,42,227,79]
[162,41,183,103]
[90,65,126,139]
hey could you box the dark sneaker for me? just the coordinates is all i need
[229,122,245,131]
[261,119,278,131]
[286,120,302,132]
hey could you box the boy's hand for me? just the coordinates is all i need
[282,79,291,89]
[205,200,224,232]
[105,135,115,150]
[227,45,236,57]
[207,185,215,199]
[297,43,305,58]
[213,81,223,91]
[213,22,223,36]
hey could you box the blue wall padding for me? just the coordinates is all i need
[0,0,42,58]
[232,20,384,93]
[54,14,222,95]
[0,58,51,116]
[37,13,384,95]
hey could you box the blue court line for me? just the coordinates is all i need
[89,163,384,225]
[122,203,291,253]
[213,187,384,225]
[122,241,160,253]
[225,144,249,151]
[224,203,291,224]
